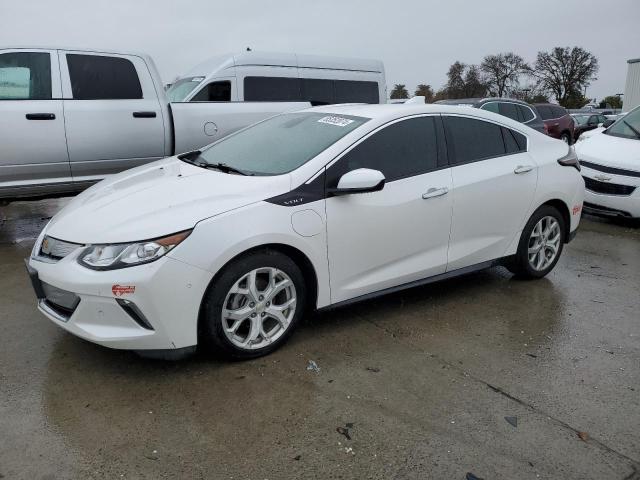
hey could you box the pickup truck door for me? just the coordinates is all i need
[59,51,166,183]
[0,49,71,197]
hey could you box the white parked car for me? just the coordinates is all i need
[576,105,640,219]
[26,104,585,359]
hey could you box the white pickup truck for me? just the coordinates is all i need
[0,47,310,202]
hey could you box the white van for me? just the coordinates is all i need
[166,51,386,105]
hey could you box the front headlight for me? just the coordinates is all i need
[78,230,191,270]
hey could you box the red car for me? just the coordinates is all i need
[534,104,575,144]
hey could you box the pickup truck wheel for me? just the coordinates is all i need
[506,205,566,279]
[201,250,306,359]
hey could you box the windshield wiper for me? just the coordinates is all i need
[623,120,640,139]
[203,162,253,176]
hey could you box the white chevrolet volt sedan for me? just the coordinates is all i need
[26,104,585,359]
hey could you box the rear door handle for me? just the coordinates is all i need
[133,111,157,118]
[26,113,55,120]
[514,165,534,174]
[422,187,449,199]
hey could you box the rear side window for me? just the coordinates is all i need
[502,127,527,153]
[498,102,520,121]
[190,81,231,101]
[329,116,440,184]
[517,105,535,122]
[536,106,552,120]
[67,54,142,100]
[480,102,499,114]
[0,52,51,100]
[301,78,334,106]
[244,76,301,101]
[553,106,567,118]
[334,80,379,104]
[443,116,506,164]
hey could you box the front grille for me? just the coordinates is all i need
[41,282,80,320]
[583,176,636,196]
[39,236,83,260]
[580,161,640,178]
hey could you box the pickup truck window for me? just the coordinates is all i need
[197,112,369,175]
[190,81,231,102]
[67,54,142,100]
[0,52,51,100]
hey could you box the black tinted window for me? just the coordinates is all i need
[444,116,506,164]
[498,102,520,121]
[536,106,551,120]
[301,78,334,106]
[67,54,141,100]
[329,116,440,184]
[518,105,535,122]
[191,81,231,101]
[334,80,379,104]
[244,76,301,101]
[553,106,567,118]
[0,52,51,100]
[502,127,527,153]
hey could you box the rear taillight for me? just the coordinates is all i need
[557,146,580,171]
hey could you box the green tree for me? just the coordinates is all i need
[599,95,623,109]
[532,46,599,107]
[463,65,488,98]
[390,84,409,100]
[480,52,529,97]
[445,61,467,98]
[414,84,434,102]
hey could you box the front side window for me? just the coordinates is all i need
[328,116,440,185]
[190,81,231,102]
[0,52,51,100]
[244,76,301,101]
[443,116,506,164]
[481,102,499,114]
[573,115,590,126]
[166,76,203,102]
[67,54,142,100]
[196,112,368,175]
[605,107,640,140]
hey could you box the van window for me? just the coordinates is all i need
[335,80,379,104]
[328,116,440,184]
[443,116,506,164]
[191,81,231,102]
[301,78,334,106]
[0,52,51,100]
[244,76,301,101]
[67,54,142,100]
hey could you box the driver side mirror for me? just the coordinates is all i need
[602,119,615,128]
[329,168,385,196]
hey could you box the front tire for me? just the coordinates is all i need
[506,205,566,279]
[200,249,307,360]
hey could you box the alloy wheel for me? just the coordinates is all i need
[527,216,561,271]
[221,267,297,350]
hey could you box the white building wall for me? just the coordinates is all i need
[623,59,640,112]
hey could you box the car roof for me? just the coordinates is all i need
[1,46,153,62]
[435,97,531,106]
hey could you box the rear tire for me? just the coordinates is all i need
[506,205,566,279]
[560,132,572,145]
[200,249,307,360]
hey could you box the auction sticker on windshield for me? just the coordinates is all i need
[318,116,354,127]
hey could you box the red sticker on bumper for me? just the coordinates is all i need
[572,204,582,215]
[112,285,135,297]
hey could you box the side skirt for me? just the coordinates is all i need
[318,259,504,312]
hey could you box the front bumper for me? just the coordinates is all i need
[581,166,640,219]
[26,248,212,350]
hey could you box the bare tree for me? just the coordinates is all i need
[463,65,487,98]
[390,84,409,100]
[414,84,434,102]
[480,52,529,97]
[532,47,598,106]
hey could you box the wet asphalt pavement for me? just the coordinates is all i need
[0,199,639,480]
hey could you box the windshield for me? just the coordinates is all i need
[166,76,204,102]
[197,112,369,175]
[605,107,640,140]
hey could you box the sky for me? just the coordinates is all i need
[1,0,639,103]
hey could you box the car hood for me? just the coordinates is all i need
[576,131,640,172]
[45,157,291,244]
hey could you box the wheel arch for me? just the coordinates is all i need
[540,199,571,242]
[196,243,319,343]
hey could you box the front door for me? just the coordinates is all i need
[0,49,70,196]
[60,51,165,182]
[325,115,453,303]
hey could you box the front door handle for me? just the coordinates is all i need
[26,113,56,120]
[422,187,449,199]
[514,165,534,174]
[133,111,157,118]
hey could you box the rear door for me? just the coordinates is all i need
[60,51,165,182]
[0,49,70,195]
[444,115,537,270]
